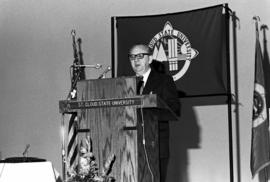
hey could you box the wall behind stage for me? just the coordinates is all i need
[0,0,269,182]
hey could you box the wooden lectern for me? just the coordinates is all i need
[59,76,178,182]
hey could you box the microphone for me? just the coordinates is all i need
[98,66,111,79]
[71,64,102,69]
[23,144,30,157]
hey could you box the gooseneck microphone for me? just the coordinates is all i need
[22,144,30,157]
[98,66,111,79]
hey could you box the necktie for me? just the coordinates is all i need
[137,77,144,95]
[139,80,144,95]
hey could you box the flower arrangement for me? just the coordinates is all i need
[67,136,116,182]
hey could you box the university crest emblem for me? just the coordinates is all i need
[148,21,199,81]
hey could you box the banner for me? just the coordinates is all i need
[113,5,228,97]
[262,26,270,111]
[258,25,270,182]
[251,22,270,178]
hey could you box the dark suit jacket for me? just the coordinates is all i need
[142,69,180,158]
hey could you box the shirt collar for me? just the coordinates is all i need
[140,68,151,86]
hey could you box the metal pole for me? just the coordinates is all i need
[61,113,66,182]
[232,11,241,182]
[224,4,234,182]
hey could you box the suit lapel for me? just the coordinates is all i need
[142,69,159,94]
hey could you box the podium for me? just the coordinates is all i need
[59,76,178,182]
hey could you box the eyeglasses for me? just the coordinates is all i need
[129,53,150,61]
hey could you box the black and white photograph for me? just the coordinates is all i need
[0,1,270,182]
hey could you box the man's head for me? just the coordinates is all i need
[129,44,152,76]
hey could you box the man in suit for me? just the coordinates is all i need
[129,44,180,182]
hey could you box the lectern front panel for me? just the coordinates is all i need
[77,77,138,182]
